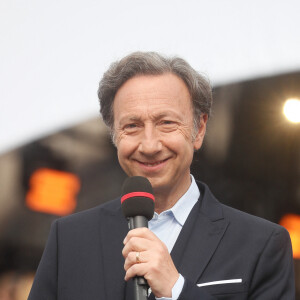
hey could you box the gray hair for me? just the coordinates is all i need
[98,51,212,137]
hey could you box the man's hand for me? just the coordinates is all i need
[122,227,179,298]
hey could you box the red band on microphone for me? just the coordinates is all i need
[121,192,155,204]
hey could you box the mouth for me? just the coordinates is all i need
[134,158,169,170]
[140,159,168,167]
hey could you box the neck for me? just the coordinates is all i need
[153,177,192,214]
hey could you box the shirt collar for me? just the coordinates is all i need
[171,175,200,226]
[152,175,200,226]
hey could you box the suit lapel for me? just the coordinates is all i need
[99,202,129,300]
[171,183,229,284]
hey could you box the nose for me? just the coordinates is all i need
[138,124,162,156]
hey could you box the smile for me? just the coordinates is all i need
[141,160,166,166]
[134,158,169,170]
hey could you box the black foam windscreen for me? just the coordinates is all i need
[121,176,155,220]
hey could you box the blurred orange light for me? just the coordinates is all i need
[279,214,300,259]
[26,168,80,216]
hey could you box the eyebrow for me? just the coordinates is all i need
[119,115,142,124]
[118,111,183,126]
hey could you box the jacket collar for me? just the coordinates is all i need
[170,181,229,283]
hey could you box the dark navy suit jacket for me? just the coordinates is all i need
[28,182,295,299]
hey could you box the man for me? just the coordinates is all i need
[28,52,295,299]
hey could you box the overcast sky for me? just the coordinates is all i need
[1,0,300,153]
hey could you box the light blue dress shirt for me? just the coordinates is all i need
[148,175,200,300]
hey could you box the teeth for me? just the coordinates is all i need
[143,161,163,166]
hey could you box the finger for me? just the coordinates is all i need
[124,263,147,281]
[122,237,152,258]
[124,251,148,271]
[123,227,158,244]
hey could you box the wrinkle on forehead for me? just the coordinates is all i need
[113,73,194,133]
[117,109,186,127]
[114,93,193,125]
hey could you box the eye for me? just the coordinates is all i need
[123,123,140,133]
[158,120,178,132]
[162,120,173,125]
[125,123,137,129]
[160,120,176,126]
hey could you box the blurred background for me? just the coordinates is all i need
[0,0,300,298]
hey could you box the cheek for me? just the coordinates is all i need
[116,138,137,160]
[164,127,193,147]
[117,144,131,174]
[117,144,129,161]
[163,133,194,159]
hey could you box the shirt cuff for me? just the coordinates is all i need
[155,274,185,300]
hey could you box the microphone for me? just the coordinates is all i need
[121,176,155,300]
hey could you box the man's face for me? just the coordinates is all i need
[113,73,207,196]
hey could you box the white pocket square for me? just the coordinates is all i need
[197,279,242,287]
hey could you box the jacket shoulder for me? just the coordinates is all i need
[221,203,288,235]
[197,180,288,237]
[56,197,121,226]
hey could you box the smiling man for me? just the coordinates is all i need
[28,52,295,300]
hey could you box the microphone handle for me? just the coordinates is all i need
[128,216,149,300]
[129,215,148,229]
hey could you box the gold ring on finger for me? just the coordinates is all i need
[136,252,141,264]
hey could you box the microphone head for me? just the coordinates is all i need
[121,176,155,220]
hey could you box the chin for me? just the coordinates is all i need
[150,180,170,193]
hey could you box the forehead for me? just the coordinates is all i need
[113,73,192,118]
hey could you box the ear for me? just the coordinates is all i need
[193,114,208,150]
